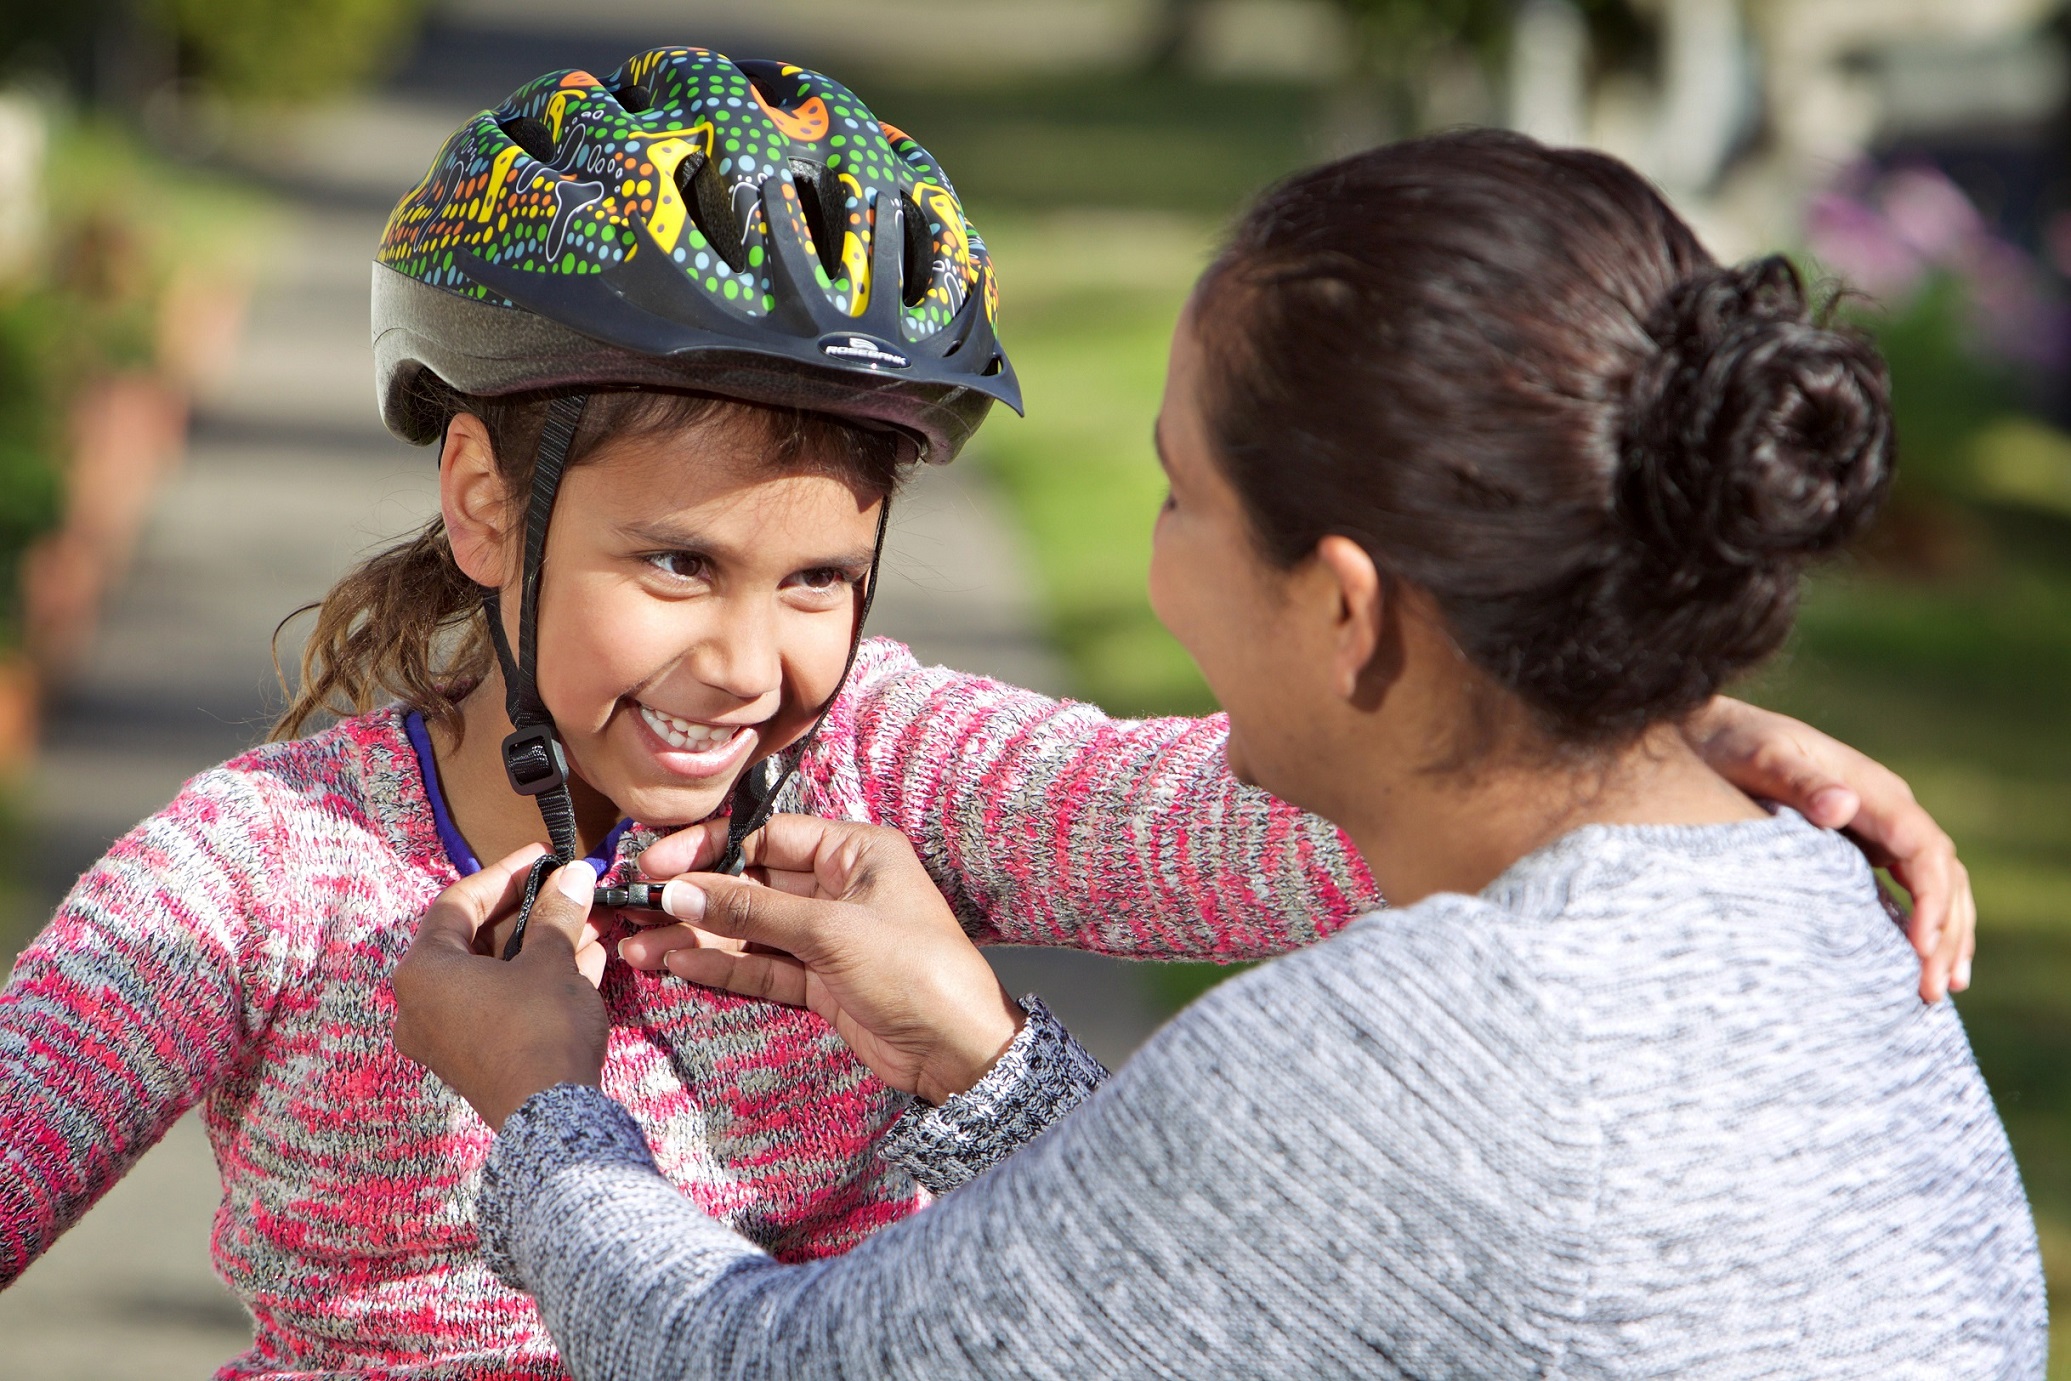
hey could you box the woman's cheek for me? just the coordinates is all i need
[1147,510,1184,644]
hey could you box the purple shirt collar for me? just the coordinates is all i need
[403,710,633,877]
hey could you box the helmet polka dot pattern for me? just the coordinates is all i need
[376,47,992,343]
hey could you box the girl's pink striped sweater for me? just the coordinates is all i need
[0,638,1376,1378]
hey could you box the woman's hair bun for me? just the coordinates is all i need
[1616,256,1893,585]
[1198,132,1900,746]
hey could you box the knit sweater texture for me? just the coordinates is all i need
[478,809,2047,1379]
[0,638,1374,1378]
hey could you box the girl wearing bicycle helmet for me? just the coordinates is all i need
[0,46,1976,1379]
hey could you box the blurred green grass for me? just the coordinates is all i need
[957,87,2071,1347]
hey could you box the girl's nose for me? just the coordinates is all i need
[686,603,784,705]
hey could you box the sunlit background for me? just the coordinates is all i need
[3,0,2070,1373]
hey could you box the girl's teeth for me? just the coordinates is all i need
[639,703,733,751]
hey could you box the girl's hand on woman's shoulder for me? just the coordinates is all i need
[1688,697,1976,1004]
[624,816,1025,1106]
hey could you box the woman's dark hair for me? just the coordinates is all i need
[1194,129,1892,744]
[273,386,907,741]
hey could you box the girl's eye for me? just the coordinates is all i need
[1159,488,1177,514]
[646,552,710,581]
[791,567,852,593]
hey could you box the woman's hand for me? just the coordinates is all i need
[391,846,614,1131]
[1688,697,1975,1003]
[620,816,1025,1107]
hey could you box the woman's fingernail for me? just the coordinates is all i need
[556,860,598,904]
[661,880,705,921]
[1955,958,1972,990]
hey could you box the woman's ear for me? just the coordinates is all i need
[440,414,513,589]
[1314,535,1400,710]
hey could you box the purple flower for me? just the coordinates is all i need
[1806,161,2066,372]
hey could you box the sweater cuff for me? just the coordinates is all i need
[478,1083,656,1289]
[879,995,1109,1195]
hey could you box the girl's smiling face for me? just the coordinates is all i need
[449,409,883,829]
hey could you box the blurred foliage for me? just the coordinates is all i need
[150,0,425,102]
[1317,0,1654,132]
[867,71,1320,217]
[1806,163,2071,558]
[1862,273,2020,505]
[974,214,1214,720]
[0,296,74,645]
[0,110,271,650]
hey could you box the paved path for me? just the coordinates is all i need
[0,95,1161,1375]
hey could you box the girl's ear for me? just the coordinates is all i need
[1314,535,1400,710]
[440,413,513,589]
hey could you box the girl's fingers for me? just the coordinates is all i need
[1929,896,1965,1003]
[1954,886,1977,992]
[576,938,608,989]
[1930,862,1975,999]
[664,945,811,1008]
[1891,846,1957,966]
[618,922,748,970]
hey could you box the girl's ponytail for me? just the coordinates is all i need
[272,516,491,741]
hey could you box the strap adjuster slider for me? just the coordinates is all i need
[500,725,570,796]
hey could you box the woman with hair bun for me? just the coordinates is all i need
[394,130,2046,1378]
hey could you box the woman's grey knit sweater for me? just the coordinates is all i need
[477,810,2047,1378]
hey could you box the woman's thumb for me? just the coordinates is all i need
[663,872,841,960]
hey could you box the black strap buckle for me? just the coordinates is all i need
[500,725,570,796]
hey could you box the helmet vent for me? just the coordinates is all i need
[676,152,749,272]
[615,82,653,113]
[500,116,557,164]
[899,193,932,308]
[787,160,847,282]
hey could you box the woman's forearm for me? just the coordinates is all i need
[878,996,1109,1193]
[473,919,1587,1381]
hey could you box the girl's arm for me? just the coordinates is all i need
[834,640,1379,959]
[0,770,283,1283]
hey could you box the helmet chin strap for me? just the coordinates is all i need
[482,392,588,960]
[486,388,895,955]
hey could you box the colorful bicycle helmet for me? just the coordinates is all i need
[369,49,1019,943]
[373,45,1019,462]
